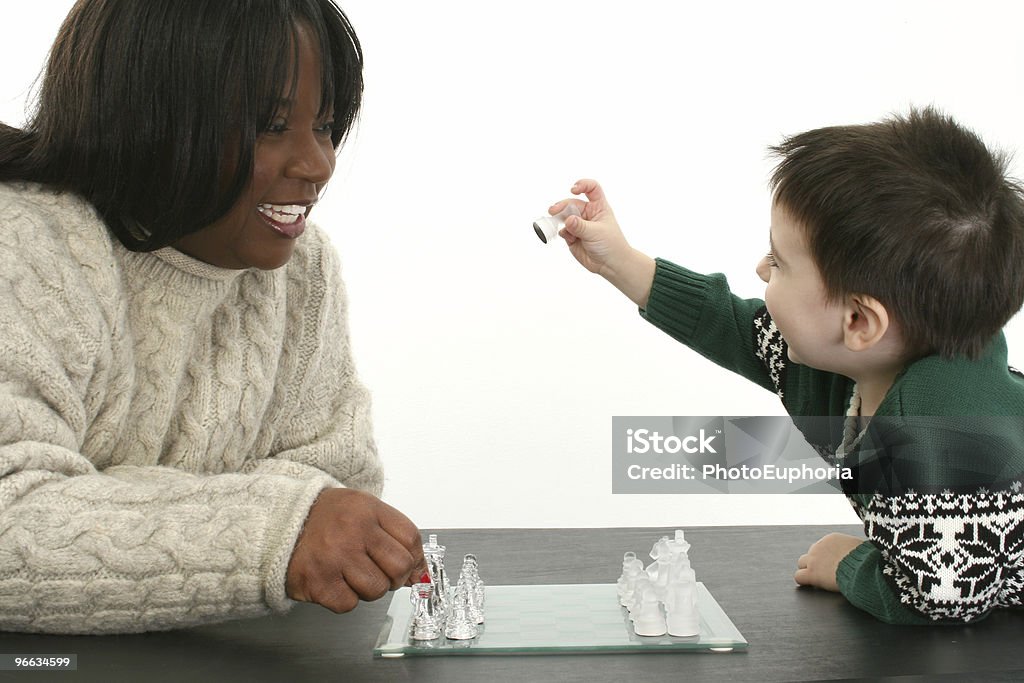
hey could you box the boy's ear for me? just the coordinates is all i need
[842,293,889,352]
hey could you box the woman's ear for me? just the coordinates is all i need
[842,293,889,352]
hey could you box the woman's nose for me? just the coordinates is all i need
[286,133,334,184]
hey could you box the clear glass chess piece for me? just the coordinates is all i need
[422,534,450,620]
[458,554,485,624]
[444,589,479,640]
[409,582,443,641]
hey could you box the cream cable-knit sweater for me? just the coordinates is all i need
[0,183,384,634]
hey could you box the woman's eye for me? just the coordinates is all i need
[316,121,336,135]
[266,120,288,134]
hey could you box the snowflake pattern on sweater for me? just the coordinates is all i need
[751,306,1024,622]
[851,484,1024,621]
[753,309,788,402]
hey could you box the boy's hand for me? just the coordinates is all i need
[549,179,627,276]
[794,532,864,592]
[550,179,656,307]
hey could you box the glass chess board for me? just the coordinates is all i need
[373,583,747,657]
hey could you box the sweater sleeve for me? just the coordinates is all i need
[640,258,778,393]
[836,542,934,624]
[0,205,336,634]
[252,229,384,497]
[833,417,1024,625]
[836,483,1024,624]
[639,258,851,416]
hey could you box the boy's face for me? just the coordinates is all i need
[756,203,846,369]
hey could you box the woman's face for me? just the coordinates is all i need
[173,24,336,270]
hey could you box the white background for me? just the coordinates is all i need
[4,1,1023,529]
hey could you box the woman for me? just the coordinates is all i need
[0,0,423,634]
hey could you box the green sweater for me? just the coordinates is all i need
[641,258,1024,624]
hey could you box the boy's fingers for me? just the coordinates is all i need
[571,178,605,203]
[564,215,587,238]
[549,198,587,216]
[794,568,811,585]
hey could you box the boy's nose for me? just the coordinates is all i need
[756,256,771,283]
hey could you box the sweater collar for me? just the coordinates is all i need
[150,247,248,283]
[874,333,1009,416]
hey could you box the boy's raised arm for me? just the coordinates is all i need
[550,179,783,394]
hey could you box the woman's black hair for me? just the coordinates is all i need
[0,0,363,251]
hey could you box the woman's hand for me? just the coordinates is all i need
[286,488,427,613]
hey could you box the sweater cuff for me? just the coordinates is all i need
[639,259,712,345]
[835,540,876,591]
[261,475,339,613]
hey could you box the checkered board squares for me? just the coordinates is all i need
[373,583,747,657]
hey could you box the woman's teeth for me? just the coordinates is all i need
[257,204,305,224]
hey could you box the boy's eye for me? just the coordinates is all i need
[765,251,778,268]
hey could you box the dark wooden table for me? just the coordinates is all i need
[2,526,1022,682]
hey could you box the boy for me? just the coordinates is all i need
[549,108,1024,624]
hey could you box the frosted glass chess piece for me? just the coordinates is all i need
[665,566,700,637]
[444,589,479,640]
[616,551,636,599]
[423,534,450,621]
[632,587,667,637]
[650,535,672,563]
[626,574,652,622]
[410,582,443,640]
[618,557,644,607]
[645,535,672,592]
[652,555,673,602]
[533,203,581,244]
[668,529,691,557]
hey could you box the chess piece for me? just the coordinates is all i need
[632,587,667,636]
[423,534,450,621]
[458,554,485,624]
[620,529,701,637]
[533,203,581,244]
[616,552,637,593]
[651,555,673,602]
[618,557,644,607]
[668,529,691,556]
[409,582,443,640]
[444,589,479,640]
[627,573,653,619]
[665,567,700,637]
[650,535,671,562]
[646,535,673,598]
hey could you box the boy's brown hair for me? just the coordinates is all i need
[769,107,1024,360]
